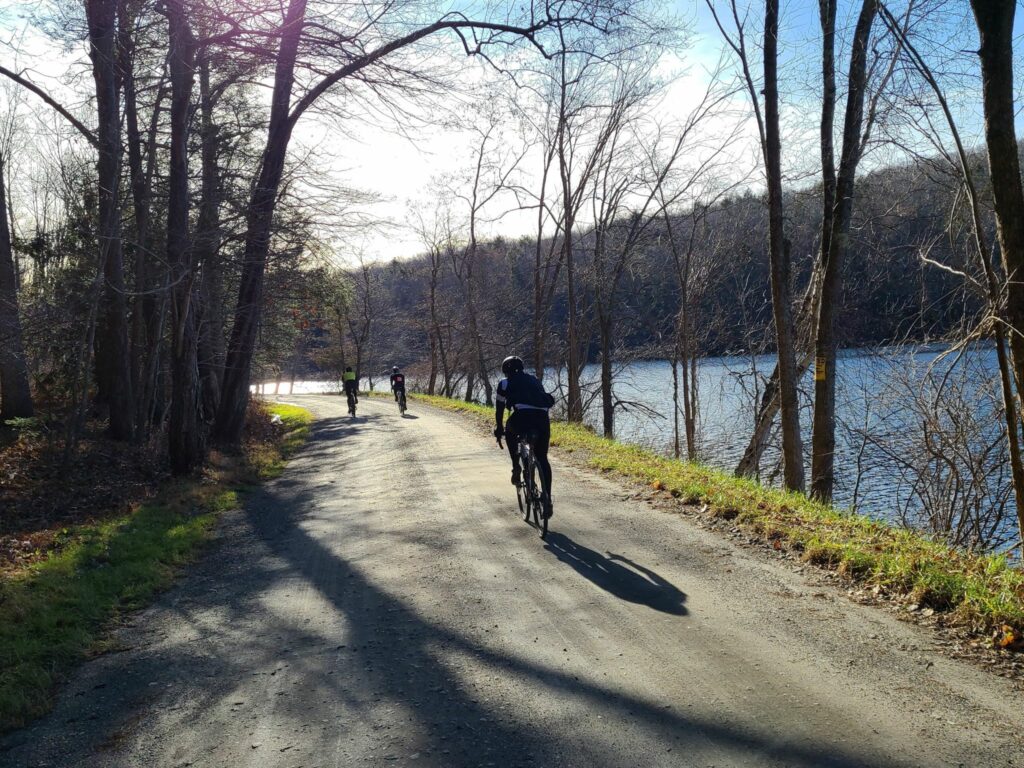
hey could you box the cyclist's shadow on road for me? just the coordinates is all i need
[543,532,688,616]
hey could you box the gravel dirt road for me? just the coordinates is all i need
[4,394,1023,767]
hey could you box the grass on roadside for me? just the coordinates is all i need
[412,392,1024,644]
[245,402,313,480]
[0,401,312,733]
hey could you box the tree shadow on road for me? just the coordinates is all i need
[2,407,918,768]
[542,533,688,615]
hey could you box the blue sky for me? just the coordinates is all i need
[0,0,1021,260]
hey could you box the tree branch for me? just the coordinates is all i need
[286,16,559,128]
[0,64,98,148]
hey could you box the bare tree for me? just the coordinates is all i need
[213,0,635,444]
[707,0,804,491]
[809,0,878,501]
[0,149,33,419]
[87,0,135,440]
[164,0,204,473]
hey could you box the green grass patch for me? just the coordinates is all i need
[0,505,215,730]
[248,402,314,480]
[0,400,313,733]
[412,393,1024,641]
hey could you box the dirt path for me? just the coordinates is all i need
[4,394,1022,767]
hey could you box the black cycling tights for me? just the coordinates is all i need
[505,410,552,498]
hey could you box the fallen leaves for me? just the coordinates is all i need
[0,420,166,573]
[995,624,1023,651]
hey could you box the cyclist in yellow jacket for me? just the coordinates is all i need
[343,366,358,414]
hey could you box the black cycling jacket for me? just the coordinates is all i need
[496,372,554,412]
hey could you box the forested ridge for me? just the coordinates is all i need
[350,148,994,375]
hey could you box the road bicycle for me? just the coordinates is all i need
[346,390,357,417]
[396,389,407,415]
[500,431,549,539]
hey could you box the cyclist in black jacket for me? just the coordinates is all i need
[390,367,406,402]
[493,355,555,518]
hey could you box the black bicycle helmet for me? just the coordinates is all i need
[501,355,525,377]
[392,366,400,372]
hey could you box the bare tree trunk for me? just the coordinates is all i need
[818,0,837,267]
[967,0,1024,548]
[599,314,613,437]
[764,0,804,492]
[735,275,819,477]
[810,0,877,501]
[680,309,697,461]
[427,252,441,395]
[671,351,680,459]
[464,370,475,403]
[427,332,438,395]
[195,57,225,421]
[87,0,135,440]
[120,0,145,425]
[213,0,307,445]
[165,0,204,474]
[531,148,562,381]
[131,77,166,440]
[887,1,1024,553]
[0,151,32,419]
[557,46,583,422]
[465,302,492,404]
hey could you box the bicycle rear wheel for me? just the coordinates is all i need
[518,447,530,520]
[526,455,541,529]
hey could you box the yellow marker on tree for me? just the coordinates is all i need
[815,357,826,381]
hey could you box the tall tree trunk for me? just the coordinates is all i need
[464,291,492,404]
[87,0,135,440]
[0,152,33,419]
[427,332,438,395]
[196,57,225,421]
[818,0,838,268]
[671,351,680,459]
[599,314,613,437]
[764,0,804,491]
[558,49,583,422]
[735,274,819,477]
[165,0,203,474]
[213,0,308,445]
[810,0,877,501]
[119,0,145,424]
[132,79,167,440]
[427,255,440,395]
[969,0,1024,549]
[680,308,697,462]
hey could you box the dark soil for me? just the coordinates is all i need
[0,421,167,573]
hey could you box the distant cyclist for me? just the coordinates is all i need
[493,356,555,518]
[390,366,406,404]
[343,366,358,413]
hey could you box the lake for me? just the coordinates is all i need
[257,344,1015,549]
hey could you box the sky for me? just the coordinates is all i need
[0,1,1017,263]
